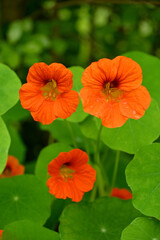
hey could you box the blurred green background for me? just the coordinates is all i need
[1,0,160,81]
[1,0,160,168]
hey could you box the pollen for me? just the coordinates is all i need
[103,82,123,102]
[59,165,75,181]
[41,79,59,100]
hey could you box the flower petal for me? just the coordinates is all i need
[49,63,73,92]
[54,90,79,119]
[27,62,52,84]
[68,149,89,167]
[80,87,106,117]
[19,83,44,112]
[113,56,142,91]
[31,101,57,125]
[74,164,96,192]
[120,85,151,119]
[101,102,128,128]
[81,58,117,89]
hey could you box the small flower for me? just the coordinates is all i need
[47,149,96,202]
[0,230,3,238]
[19,62,79,124]
[0,156,24,178]
[80,56,151,128]
[111,188,132,200]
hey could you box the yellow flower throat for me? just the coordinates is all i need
[41,80,59,100]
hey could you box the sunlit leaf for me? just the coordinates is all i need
[2,220,59,240]
[0,117,10,173]
[0,175,51,228]
[59,197,141,240]
[126,143,160,220]
[121,217,160,240]
[0,63,21,115]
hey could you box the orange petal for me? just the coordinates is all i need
[54,90,79,119]
[68,149,89,166]
[80,88,106,117]
[0,230,3,238]
[49,63,73,92]
[19,83,44,112]
[113,56,142,91]
[120,85,151,119]
[81,59,117,89]
[31,101,57,125]
[111,188,132,200]
[101,102,128,128]
[27,62,52,84]
[74,164,96,192]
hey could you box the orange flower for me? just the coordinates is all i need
[0,230,3,238]
[19,63,79,124]
[80,56,151,128]
[111,188,132,200]
[0,156,24,178]
[47,149,96,202]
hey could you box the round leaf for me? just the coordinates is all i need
[2,220,59,240]
[67,66,88,122]
[59,197,141,240]
[0,63,21,115]
[121,217,160,240]
[126,143,160,220]
[35,143,72,183]
[101,99,160,154]
[0,117,11,173]
[123,51,160,108]
[0,175,51,228]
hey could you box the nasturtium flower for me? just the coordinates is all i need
[80,56,151,128]
[19,62,79,124]
[0,230,3,238]
[111,188,132,200]
[0,156,24,178]
[47,149,96,202]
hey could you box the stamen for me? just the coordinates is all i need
[41,80,59,101]
[60,165,75,182]
[103,82,123,102]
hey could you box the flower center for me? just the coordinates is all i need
[41,80,59,101]
[59,164,75,181]
[103,82,123,102]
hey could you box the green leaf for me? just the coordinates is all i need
[0,175,51,228]
[126,143,160,220]
[3,101,30,122]
[101,99,160,154]
[40,120,84,147]
[2,220,59,240]
[7,124,26,163]
[121,217,160,240]
[67,66,88,122]
[0,63,21,115]
[80,115,99,140]
[35,143,72,183]
[0,117,11,173]
[123,51,160,108]
[59,197,141,240]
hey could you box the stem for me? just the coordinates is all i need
[90,182,97,202]
[64,119,78,148]
[110,150,120,194]
[95,124,110,190]
[95,124,103,166]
